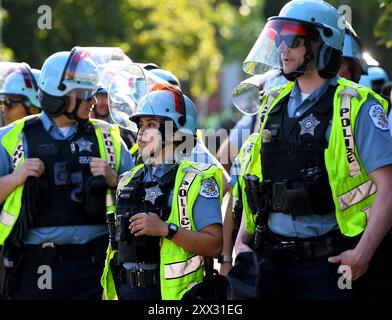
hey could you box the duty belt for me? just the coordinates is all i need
[121,267,159,288]
[266,231,358,262]
[24,242,94,265]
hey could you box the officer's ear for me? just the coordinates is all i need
[64,92,77,113]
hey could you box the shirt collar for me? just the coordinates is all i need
[40,112,78,138]
[290,76,339,102]
[145,163,177,179]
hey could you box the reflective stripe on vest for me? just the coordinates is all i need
[0,209,16,226]
[178,171,198,230]
[338,180,377,211]
[164,255,204,280]
[12,139,24,171]
[339,88,361,177]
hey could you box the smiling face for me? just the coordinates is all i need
[65,89,97,121]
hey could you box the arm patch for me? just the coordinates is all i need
[199,178,219,199]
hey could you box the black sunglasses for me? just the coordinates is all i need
[275,34,304,49]
[0,97,25,110]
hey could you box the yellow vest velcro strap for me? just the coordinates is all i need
[0,209,16,227]
[178,171,198,230]
[12,140,24,171]
[339,87,361,100]
[338,180,376,211]
[164,255,204,280]
[340,93,361,177]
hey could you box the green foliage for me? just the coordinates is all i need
[1,0,264,99]
[375,0,392,47]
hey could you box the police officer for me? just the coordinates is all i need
[223,22,369,277]
[0,63,41,125]
[101,85,223,300]
[235,0,392,300]
[338,23,368,83]
[360,65,390,95]
[0,47,134,300]
[91,85,137,150]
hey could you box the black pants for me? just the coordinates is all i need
[272,255,364,300]
[118,283,161,300]
[7,237,107,300]
[258,233,367,300]
[360,232,392,300]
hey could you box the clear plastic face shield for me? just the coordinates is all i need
[231,69,289,115]
[59,46,131,101]
[243,19,325,76]
[108,63,174,132]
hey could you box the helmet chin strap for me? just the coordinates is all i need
[63,98,89,127]
[282,37,314,82]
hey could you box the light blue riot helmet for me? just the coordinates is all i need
[129,85,197,136]
[243,0,345,81]
[342,23,368,75]
[149,68,181,87]
[0,63,41,109]
[95,86,108,95]
[359,66,390,94]
[39,47,128,118]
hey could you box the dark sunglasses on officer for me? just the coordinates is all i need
[0,96,25,111]
[275,33,304,49]
[73,89,96,102]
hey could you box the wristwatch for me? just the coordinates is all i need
[217,255,232,264]
[166,223,179,240]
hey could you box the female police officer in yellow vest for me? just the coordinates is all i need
[235,0,392,300]
[101,83,223,300]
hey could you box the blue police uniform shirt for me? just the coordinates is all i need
[229,115,255,151]
[268,76,392,238]
[0,112,135,245]
[123,162,222,270]
[228,156,241,188]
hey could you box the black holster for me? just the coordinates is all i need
[83,175,107,216]
[0,244,23,298]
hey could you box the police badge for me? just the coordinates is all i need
[145,185,164,205]
[75,138,94,152]
[298,113,321,136]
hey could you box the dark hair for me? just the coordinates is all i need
[380,81,392,99]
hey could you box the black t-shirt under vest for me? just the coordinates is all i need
[260,85,337,215]
[115,165,177,264]
[23,118,107,227]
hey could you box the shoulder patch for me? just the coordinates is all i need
[199,178,219,199]
[369,104,389,131]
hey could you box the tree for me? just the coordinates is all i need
[375,0,392,48]
[1,0,264,100]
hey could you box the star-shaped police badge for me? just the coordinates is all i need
[145,185,163,205]
[75,138,94,152]
[298,113,321,136]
